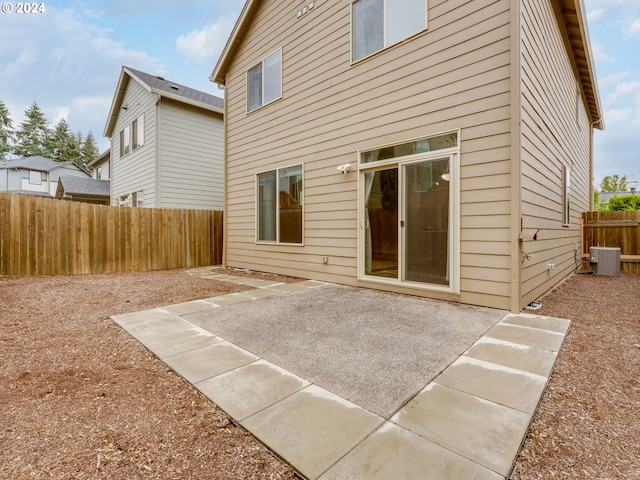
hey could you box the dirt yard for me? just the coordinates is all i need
[1,268,638,479]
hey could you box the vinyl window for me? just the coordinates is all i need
[257,164,303,244]
[120,114,144,157]
[352,0,427,61]
[248,49,282,112]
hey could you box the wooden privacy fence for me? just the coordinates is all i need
[0,192,223,277]
[582,211,640,273]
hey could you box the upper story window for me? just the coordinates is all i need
[119,114,144,157]
[29,170,42,185]
[247,49,282,112]
[352,0,427,61]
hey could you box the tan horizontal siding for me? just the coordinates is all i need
[224,0,514,309]
[519,0,592,307]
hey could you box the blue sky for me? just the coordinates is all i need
[0,0,638,189]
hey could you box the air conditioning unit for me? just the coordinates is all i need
[589,247,621,276]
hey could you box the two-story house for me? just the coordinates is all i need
[0,156,90,198]
[104,67,225,209]
[210,0,603,312]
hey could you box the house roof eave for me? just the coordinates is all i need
[103,68,130,138]
[558,0,604,130]
[210,0,258,87]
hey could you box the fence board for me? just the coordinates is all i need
[582,211,640,273]
[0,192,223,277]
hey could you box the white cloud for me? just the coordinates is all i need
[590,42,614,63]
[0,5,164,152]
[600,71,631,89]
[605,81,640,108]
[176,14,237,64]
[587,8,605,23]
[624,17,640,38]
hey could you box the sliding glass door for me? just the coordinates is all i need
[402,158,450,285]
[361,140,457,291]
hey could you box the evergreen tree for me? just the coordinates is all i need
[0,100,14,160]
[80,131,100,168]
[65,131,83,166]
[13,102,50,158]
[47,118,73,162]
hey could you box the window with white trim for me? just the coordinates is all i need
[247,49,282,112]
[29,170,42,185]
[352,0,427,61]
[257,164,303,244]
[119,114,144,157]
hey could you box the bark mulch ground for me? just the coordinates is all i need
[1,268,638,479]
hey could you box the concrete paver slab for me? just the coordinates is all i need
[195,359,310,421]
[202,292,263,306]
[485,323,566,352]
[143,326,223,359]
[163,341,259,384]
[391,383,531,477]
[435,355,548,414]
[268,281,325,292]
[161,300,216,316]
[502,313,571,335]
[111,310,194,343]
[228,278,285,288]
[319,422,502,480]
[111,308,174,326]
[242,384,384,480]
[466,337,559,377]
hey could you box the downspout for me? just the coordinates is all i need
[221,83,228,268]
[153,93,161,208]
[588,118,601,211]
[509,0,523,313]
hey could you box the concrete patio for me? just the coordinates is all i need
[110,267,571,479]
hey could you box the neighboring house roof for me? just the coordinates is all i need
[87,148,110,169]
[5,190,53,198]
[57,175,110,198]
[209,0,603,129]
[0,156,85,173]
[103,66,225,137]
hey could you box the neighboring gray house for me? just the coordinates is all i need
[55,175,110,205]
[0,156,90,198]
[103,66,224,209]
[87,148,111,181]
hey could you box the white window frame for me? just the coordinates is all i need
[120,114,145,157]
[132,190,144,208]
[256,164,304,245]
[351,0,428,62]
[247,49,283,113]
[29,170,42,185]
[132,114,144,150]
[119,125,131,157]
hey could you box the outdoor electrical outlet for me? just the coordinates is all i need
[322,256,329,264]
[574,242,579,251]
[547,263,555,270]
